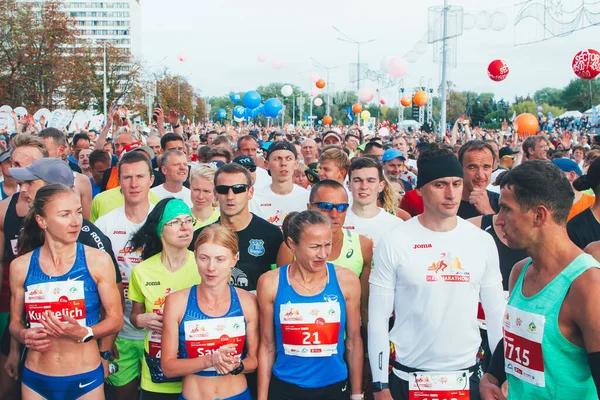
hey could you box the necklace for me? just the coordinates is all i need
[291,265,326,292]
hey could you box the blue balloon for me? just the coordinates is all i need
[243,91,262,109]
[217,109,227,119]
[245,107,253,118]
[263,98,283,118]
[233,106,245,119]
[230,93,241,103]
[251,108,260,118]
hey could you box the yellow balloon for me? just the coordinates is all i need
[361,110,371,120]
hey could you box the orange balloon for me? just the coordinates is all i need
[515,113,540,137]
[413,90,428,107]
[316,79,326,89]
[323,115,333,125]
[352,103,363,114]
[400,96,412,107]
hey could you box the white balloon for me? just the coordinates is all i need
[14,106,28,118]
[463,13,476,30]
[314,98,323,107]
[476,11,491,30]
[406,51,419,63]
[281,85,293,97]
[380,56,393,72]
[490,11,508,31]
[0,105,12,112]
[358,88,374,103]
[34,108,51,123]
[414,41,428,55]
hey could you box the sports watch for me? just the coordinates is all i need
[78,326,94,343]
[230,361,245,375]
[99,350,113,360]
[372,382,389,392]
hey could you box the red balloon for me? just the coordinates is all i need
[488,59,509,82]
[572,49,600,80]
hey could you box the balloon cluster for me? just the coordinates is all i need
[229,89,286,121]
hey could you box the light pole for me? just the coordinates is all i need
[333,26,375,92]
[439,0,449,138]
[311,57,339,116]
[103,41,107,119]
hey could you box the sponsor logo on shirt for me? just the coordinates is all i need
[145,281,161,286]
[260,203,272,207]
[231,268,248,288]
[414,243,433,249]
[425,252,470,282]
[112,230,127,235]
[343,225,355,230]
[346,249,354,258]
[248,239,265,257]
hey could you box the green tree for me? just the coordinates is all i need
[560,78,600,111]
[534,87,563,107]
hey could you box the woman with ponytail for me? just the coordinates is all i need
[9,184,123,399]
[128,198,201,398]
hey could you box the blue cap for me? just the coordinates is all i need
[381,148,406,163]
[552,158,582,176]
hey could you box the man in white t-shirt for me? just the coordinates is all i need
[95,151,155,398]
[249,141,309,228]
[344,157,403,247]
[237,134,270,189]
[368,146,504,400]
[150,149,192,208]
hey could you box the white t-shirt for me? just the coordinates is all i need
[254,167,271,190]
[95,204,154,340]
[370,217,501,379]
[344,207,403,247]
[151,184,193,208]
[487,167,507,194]
[249,184,309,228]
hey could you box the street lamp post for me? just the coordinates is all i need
[333,26,375,92]
[311,57,339,116]
[103,41,107,119]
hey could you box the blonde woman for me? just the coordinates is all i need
[189,165,220,229]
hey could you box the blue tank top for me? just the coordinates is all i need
[24,243,100,327]
[273,263,347,388]
[178,285,246,377]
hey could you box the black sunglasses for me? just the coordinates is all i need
[215,184,250,195]
[310,202,350,213]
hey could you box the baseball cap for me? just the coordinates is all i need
[381,148,406,163]
[552,158,582,176]
[233,155,256,168]
[122,142,155,159]
[323,131,342,143]
[499,146,519,158]
[0,150,10,163]
[267,140,297,159]
[10,158,75,187]
[207,160,225,169]
[305,162,320,184]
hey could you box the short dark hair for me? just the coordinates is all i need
[522,136,548,159]
[237,135,258,150]
[212,135,229,147]
[348,157,385,181]
[72,133,90,147]
[38,127,67,147]
[214,162,253,186]
[457,140,496,165]
[197,145,211,163]
[364,142,383,154]
[309,179,347,202]
[160,133,184,151]
[499,160,574,225]
[207,130,218,137]
[118,150,153,178]
[207,146,232,163]
[88,149,111,168]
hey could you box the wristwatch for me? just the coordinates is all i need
[172,124,181,129]
[372,382,389,392]
[230,361,245,375]
[99,350,113,360]
[78,326,94,343]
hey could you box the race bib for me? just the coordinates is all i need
[408,371,470,400]
[184,316,245,371]
[279,302,341,357]
[25,281,86,328]
[503,305,546,387]
[148,310,163,358]
[10,239,18,256]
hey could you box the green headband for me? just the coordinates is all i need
[156,199,193,237]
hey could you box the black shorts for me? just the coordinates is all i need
[268,375,349,400]
[0,321,9,356]
[389,370,481,400]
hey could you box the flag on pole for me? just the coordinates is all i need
[510,111,516,122]
[592,104,598,127]
[346,106,354,122]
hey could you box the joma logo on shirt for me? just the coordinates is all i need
[260,203,272,207]
[145,281,160,286]
[413,243,433,249]
[112,230,127,235]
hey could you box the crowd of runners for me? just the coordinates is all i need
[0,106,599,400]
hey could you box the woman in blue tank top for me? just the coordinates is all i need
[161,224,259,400]
[256,210,364,400]
[8,184,123,400]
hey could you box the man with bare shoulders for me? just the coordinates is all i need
[480,160,600,399]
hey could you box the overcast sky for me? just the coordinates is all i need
[140,0,600,106]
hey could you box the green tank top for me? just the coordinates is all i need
[331,229,363,276]
[505,254,598,399]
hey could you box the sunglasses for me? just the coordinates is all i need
[215,184,250,195]
[310,202,350,213]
